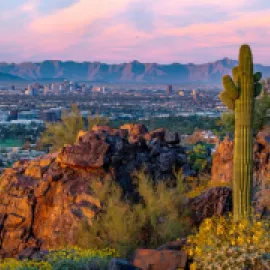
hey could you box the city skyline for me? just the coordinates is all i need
[1,0,270,64]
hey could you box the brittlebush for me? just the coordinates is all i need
[0,247,117,270]
[186,214,270,270]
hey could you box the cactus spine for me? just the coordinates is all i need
[219,45,262,221]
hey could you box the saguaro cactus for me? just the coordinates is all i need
[219,45,262,221]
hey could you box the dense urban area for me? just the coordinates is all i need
[0,80,226,168]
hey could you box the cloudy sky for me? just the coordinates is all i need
[1,0,270,64]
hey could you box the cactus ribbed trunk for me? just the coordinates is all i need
[219,44,262,221]
[233,46,254,221]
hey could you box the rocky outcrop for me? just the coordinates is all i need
[211,127,270,216]
[211,136,233,184]
[0,125,188,258]
[187,186,232,225]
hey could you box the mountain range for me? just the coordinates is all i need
[0,72,25,82]
[0,58,269,83]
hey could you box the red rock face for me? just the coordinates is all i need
[211,136,233,184]
[0,125,188,258]
[133,249,188,270]
[187,186,232,226]
[0,153,104,258]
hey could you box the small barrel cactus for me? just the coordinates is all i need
[219,44,262,221]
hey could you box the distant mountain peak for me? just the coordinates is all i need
[0,59,269,83]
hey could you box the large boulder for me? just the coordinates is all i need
[0,125,188,258]
[133,249,187,270]
[187,186,232,226]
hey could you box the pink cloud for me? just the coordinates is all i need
[30,0,129,34]
[0,0,269,64]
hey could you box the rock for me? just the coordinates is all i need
[181,164,196,178]
[57,132,111,168]
[0,125,189,257]
[187,186,232,225]
[144,128,165,142]
[157,238,187,251]
[253,189,270,217]
[108,258,140,270]
[158,152,176,172]
[165,131,180,145]
[120,124,148,144]
[76,130,88,142]
[211,136,233,184]
[150,143,162,157]
[17,246,40,260]
[120,124,148,137]
[92,125,128,138]
[133,249,188,270]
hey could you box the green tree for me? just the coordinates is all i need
[187,142,211,175]
[41,105,84,151]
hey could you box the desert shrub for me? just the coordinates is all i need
[186,214,270,269]
[87,115,109,130]
[134,171,190,247]
[0,247,116,270]
[0,260,51,270]
[75,171,191,257]
[40,105,110,151]
[45,247,116,270]
[187,142,212,175]
[40,105,84,151]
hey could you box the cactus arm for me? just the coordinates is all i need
[223,75,239,99]
[232,66,239,85]
[219,91,235,110]
[254,72,262,82]
[255,82,262,97]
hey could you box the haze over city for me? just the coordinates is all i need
[1,0,270,64]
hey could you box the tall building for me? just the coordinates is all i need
[192,89,197,102]
[43,85,49,95]
[166,84,173,95]
[25,85,39,96]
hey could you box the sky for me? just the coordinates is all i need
[0,0,270,64]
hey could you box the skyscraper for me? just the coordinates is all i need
[192,89,197,102]
[166,84,173,95]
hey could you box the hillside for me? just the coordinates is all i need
[0,58,269,83]
[0,72,25,82]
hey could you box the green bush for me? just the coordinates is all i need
[0,248,116,270]
[75,171,191,257]
[187,142,211,175]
